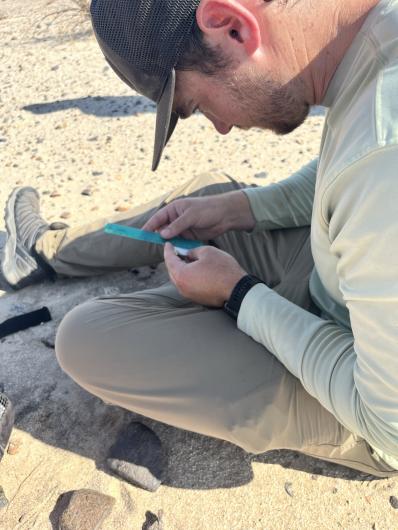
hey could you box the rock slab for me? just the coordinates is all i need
[58,489,115,530]
[106,422,166,492]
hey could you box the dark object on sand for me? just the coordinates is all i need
[0,486,9,510]
[390,495,398,509]
[0,306,52,339]
[0,393,14,461]
[106,422,167,492]
[143,510,165,530]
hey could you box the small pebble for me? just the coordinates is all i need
[106,421,166,492]
[0,486,9,510]
[7,437,22,455]
[81,188,92,196]
[58,489,115,530]
[143,510,164,530]
[60,212,71,219]
[254,171,268,179]
[41,338,55,349]
[49,221,69,230]
[50,191,61,198]
[389,495,398,509]
[284,481,294,497]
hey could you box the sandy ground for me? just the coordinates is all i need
[1,2,398,529]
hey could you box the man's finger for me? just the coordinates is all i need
[160,213,193,239]
[142,207,171,232]
[164,242,185,283]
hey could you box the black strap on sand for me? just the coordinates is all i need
[0,307,52,339]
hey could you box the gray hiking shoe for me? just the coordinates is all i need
[1,187,58,289]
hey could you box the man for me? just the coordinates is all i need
[2,0,398,477]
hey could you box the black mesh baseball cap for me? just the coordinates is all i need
[90,0,201,171]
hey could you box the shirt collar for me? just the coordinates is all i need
[322,0,389,108]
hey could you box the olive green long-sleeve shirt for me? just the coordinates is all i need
[239,0,398,469]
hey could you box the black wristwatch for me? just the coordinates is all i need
[223,274,264,320]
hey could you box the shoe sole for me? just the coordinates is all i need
[1,186,42,289]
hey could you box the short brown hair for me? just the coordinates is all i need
[176,20,232,75]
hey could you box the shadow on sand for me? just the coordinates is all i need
[0,277,375,494]
[0,182,375,497]
[22,95,155,118]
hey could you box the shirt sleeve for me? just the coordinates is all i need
[243,158,318,230]
[238,148,398,458]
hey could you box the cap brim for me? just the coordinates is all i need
[152,69,179,171]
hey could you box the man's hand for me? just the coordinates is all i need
[142,191,256,241]
[164,243,247,307]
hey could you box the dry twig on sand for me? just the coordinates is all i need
[39,0,91,32]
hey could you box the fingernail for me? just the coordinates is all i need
[161,229,170,238]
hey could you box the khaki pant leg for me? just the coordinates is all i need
[35,171,244,277]
[219,226,397,476]
[55,227,398,478]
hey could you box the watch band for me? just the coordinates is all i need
[223,274,264,320]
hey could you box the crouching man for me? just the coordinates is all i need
[2,0,398,477]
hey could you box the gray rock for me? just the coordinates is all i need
[284,481,294,497]
[106,422,166,492]
[41,338,55,349]
[143,510,164,530]
[0,486,9,510]
[58,489,115,530]
[389,495,398,509]
[254,171,268,179]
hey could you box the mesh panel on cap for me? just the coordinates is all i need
[91,0,200,79]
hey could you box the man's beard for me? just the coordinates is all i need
[223,70,310,134]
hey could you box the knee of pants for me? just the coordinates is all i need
[176,171,237,199]
[55,301,95,384]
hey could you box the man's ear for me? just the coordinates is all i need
[196,0,261,57]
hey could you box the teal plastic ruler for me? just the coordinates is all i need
[104,223,204,250]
